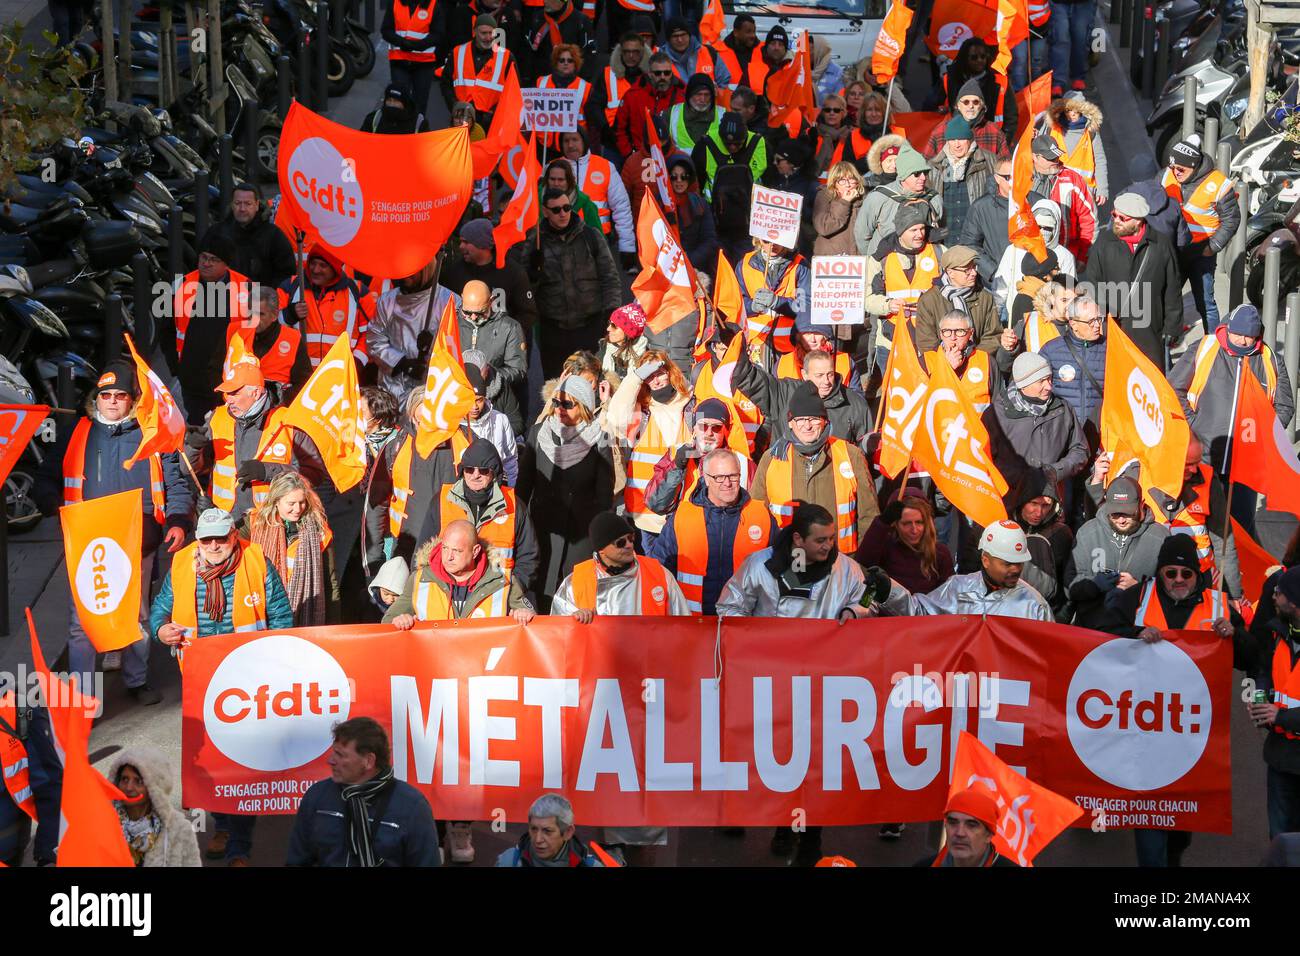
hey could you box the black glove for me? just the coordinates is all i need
[1091,569,1120,592]
[392,357,424,378]
[620,250,638,273]
[863,566,892,604]
[236,459,268,487]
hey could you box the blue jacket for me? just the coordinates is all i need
[740,250,812,334]
[0,705,61,865]
[648,484,776,615]
[495,830,604,866]
[286,776,440,867]
[150,557,293,640]
[1039,327,1108,428]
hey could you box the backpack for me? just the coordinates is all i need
[712,160,755,236]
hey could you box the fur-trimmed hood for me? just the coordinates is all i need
[108,746,202,867]
[867,133,907,175]
[1047,96,1103,134]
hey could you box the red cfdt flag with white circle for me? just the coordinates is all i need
[276,101,472,280]
[0,403,49,487]
[61,488,143,652]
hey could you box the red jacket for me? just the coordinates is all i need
[615,78,685,158]
[1044,167,1099,267]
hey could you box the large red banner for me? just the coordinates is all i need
[181,617,1231,832]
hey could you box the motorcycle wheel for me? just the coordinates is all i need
[6,469,44,533]
[327,48,355,97]
[346,23,376,78]
[255,126,280,182]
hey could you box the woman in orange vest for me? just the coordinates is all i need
[740,239,811,365]
[244,471,338,626]
[381,0,444,115]
[535,44,596,150]
[1046,95,1108,204]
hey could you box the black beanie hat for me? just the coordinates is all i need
[460,438,502,475]
[590,511,635,551]
[766,24,789,46]
[787,381,828,420]
[1157,534,1201,574]
[685,72,715,103]
[94,358,138,398]
[464,363,488,398]
[694,397,731,425]
[199,233,238,265]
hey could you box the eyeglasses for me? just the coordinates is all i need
[650,69,673,76]
[1161,567,1196,581]
[554,399,578,410]
[948,263,978,274]
[822,107,844,114]
[463,465,494,477]
[1070,315,1104,327]
[557,56,575,64]
[697,422,725,434]
[545,204,572,214]
[938,327,971,338]
[461,308,488,319]
[705,473,740,484]
[790,416,824,428]
[610,534,636,549]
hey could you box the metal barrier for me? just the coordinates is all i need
[1287,292,1300,440]
[1262,246,1281,348]
[315,2,331,113]
[1181,76,1197,139]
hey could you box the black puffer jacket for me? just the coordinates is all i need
[510,216,622,328]
[199,209,297,287]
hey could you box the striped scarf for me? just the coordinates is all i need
[198,547,242,623]
[342,768,395,867]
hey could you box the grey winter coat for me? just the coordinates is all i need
[107,747,202,867]
[1066,506,1170,592]
[981,384,1089,494]
[459,308,529,434]
[510,216,622,327]
[958,191,1010,285]
[854,182,943,257]
[1175,153,1240,253]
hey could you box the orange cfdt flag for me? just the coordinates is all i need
[415,299,476,457]
[700,0,724,46]
[712,249,746,329]
[1230,517,1283,602]
[472,67,523,179]
[281,333,367,492]
[910,356,1009,527]
[60,488,144,653]
[1014,70,1053,140]
[1230,363,1300,517]
[645,112,676,213]
[877,318,930,479]
[276,101,472,280]
[872,0,914,83]
[766,31,816,138]
[949,731,1084,867]
[927,0,1002,59]
[890,111,946,150]
[1008,121,1048,262]
[123,334,185,469]
[631,190,699,334]
[992,0,1028,74]
[1099,317,1190,500]
[493,130,542,268]
[0,404,49,487]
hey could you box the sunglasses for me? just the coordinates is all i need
[1161,567,1196,581]
[697,422,725,433]
[650,69,673,76]
[546,204,572,214]
[198,535,229,544]
[557,57,576,63]
[463,465,494,477]
[822,107,844,114]
[670,172,690,181]
[554,399,578,410]
[610,534,636,549]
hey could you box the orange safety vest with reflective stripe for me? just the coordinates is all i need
[776,350,852,382]
[285,522,333,579]
[0,692,37,821]
[1027,0,1051,25]
[225,321,303,386]
[452,42,512,112]
[673,495,770,612]
[575,154,617,235]
[1135,578,1223,630]
[1161,168,1230,243]
[1169,462,1216,573]
[602,66,633,125]
[389,0,439,62]
[570,556,671,613]
[282,280,373,367]
[209,405,294,512]
[670,45,716,85]
[174,269,252,356]
[412,566,510,619]
[536,75,592,149]
[694,359,764,453]
[624,407,686,521]
[763,437,859,552]
[439,485,518,578]
[388,430,471,537]
[821,130,873,183]
[63,418,167,524]
[943,72,1009,124]
[884,243,941,306]
[1051,126,1097,190]
[1185,335,1278,411]
[616,0,655,11]
[169,539,270,668]
[741,251,802,355]
[1271,640,1300,740]
[923,349,992,409]
[1023,311,1061,353]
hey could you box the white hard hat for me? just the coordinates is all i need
[979,520,1030,563]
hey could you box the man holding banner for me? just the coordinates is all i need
[41,359,193,705]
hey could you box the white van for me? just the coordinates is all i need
[721,0,887,70]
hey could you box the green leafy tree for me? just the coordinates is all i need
[0,23,91,193]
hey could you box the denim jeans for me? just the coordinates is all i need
[1185,248,1220,333]
[1009,36,1050,91]
[212,813,257,862]
[1048,0,1097,87]
[1133,828,1192,866]
[1267,766,1300,839]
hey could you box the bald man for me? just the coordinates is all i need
[455,279,529,435]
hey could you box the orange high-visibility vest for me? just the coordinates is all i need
[0,692,37,821]
[1170,462,1216,573]
[438,485,518,578]
[924,349,992,408]
[285,521,333,579]
[1135,578,1223,630]
[943,71,1009,125]
[173,269,252,356]
[282,279,374,367]
[452,42,512,112]
[536,75,592,149]
[1023,311,1061,353]
[1271,640,1300,740]
[883,243,941,306]
[575,154,617,235]
[776,350,852,382]
[1051,126,1097,190]
[225,322,303,386]
[673,495,770,612]
[1185,335,1278,411]
[669,45,716,85]
[602,66,633,125]
[388,430,471,537]
[762,437,859,552]
[169,539,270,667]
[624,406,686,522]
[616,0,655,11]
[570,555,671,613]
[209,405,294,512]
[694,359,764,453]
[1161,167,1230,243]
[741,251,802,355]
[1027,0,1051,26]
[63,418,166,524]
[389,0,439,62]
[412,566,510,619]
[822,130,873,183]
